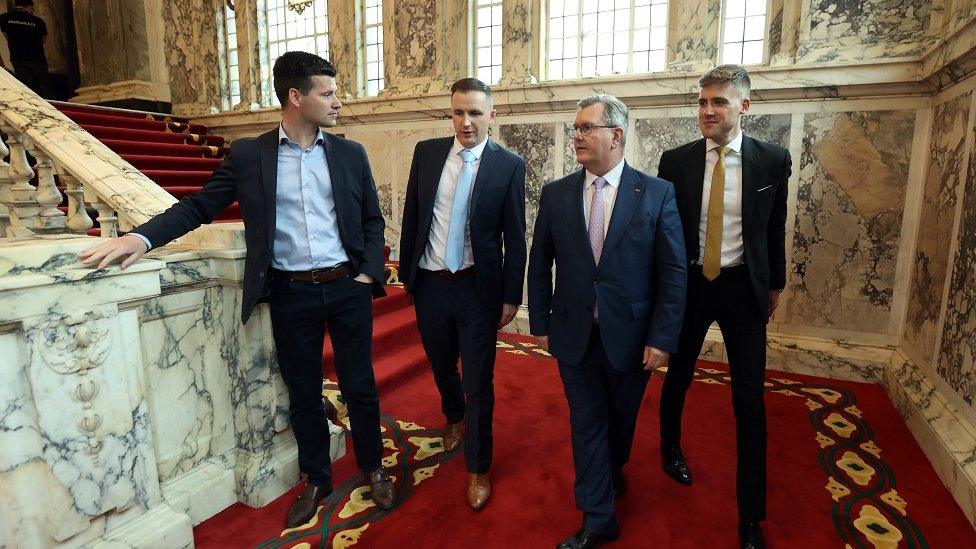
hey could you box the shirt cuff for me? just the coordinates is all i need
[130,232,152,251]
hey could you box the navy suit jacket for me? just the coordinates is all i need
[134,128,387,324]
[398,136,526,307]
[527,162,687,371]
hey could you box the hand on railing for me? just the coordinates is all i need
[77,234,150,270]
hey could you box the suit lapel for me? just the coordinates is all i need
[599,163,645,268]
[258,129,280,243]
[563,169,594,268]
[470,138,499,213]
[419,137,455,231]
[683,139,707,231]
[740,135,764,232]
[321,133,349,239]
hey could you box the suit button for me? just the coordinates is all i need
[259,272,265,278]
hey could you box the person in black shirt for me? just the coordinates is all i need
[0,0,53,99]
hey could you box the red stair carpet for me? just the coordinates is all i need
[51,101,240,223]
[194,334,976,548]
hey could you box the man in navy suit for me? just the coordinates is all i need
[528,94,686,548]
[398,78,526,510]
[78,52,396,527]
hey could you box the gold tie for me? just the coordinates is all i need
[702,146,729,281]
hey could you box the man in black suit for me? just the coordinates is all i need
[528,94,687,548]
[398,78,526,510]
[78,51,397,527]
[657,64,791,549]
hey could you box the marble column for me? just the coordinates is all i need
[498,0,541,86]
[666,0,721,74]
[438,0,470,89]
[768,0,801,66]
[71,0,172,110]
[328,0,360,99]
[233,0,263,109]
[381,0,443,96]
[162,0,224,117]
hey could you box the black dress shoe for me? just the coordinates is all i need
[612,472,626,499]
[739,520,765,549]
[556,528,619,548]
[661,444,692,485]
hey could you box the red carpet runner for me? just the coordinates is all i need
[194,330,976,548]
[52,101,242,224]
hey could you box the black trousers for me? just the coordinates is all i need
[412,269,499,474]
[558,326,651,536]
[12,61,54,100]
[268,270,383,487]
[659,264,768,520]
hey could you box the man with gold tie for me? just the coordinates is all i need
[656,65,791,549]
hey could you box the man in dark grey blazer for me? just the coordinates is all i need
[657,64,791,549]
[398,78,526,511]
[79,51,397,527]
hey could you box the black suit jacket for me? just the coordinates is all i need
[398,137,526,307]
[657,135,790,316]
[134,128,387,324]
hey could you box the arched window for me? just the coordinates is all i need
[218,1,240,111]
[721,0,766,65]
[475,0,503,84]
[361,0,384,96]
[265,0,330,104]
[547,0,668,80]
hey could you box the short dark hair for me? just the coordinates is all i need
[272,51,337,107]
[450,78,492,106]
[14,0,35,7]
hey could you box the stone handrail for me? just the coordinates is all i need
[0,68,177,238]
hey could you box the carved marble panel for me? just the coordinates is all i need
[785,110,914,333]
[904,92,971,364]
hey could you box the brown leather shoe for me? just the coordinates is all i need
[285,482,332,528]
[367,468,396,509]
[467,473,491,511]
[442,421,464,452]
[323,397,347,432]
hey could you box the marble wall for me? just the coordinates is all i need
[498,123,556,234]
[73,0,152,85]
[904,92,972,364]
[785,110,914,334]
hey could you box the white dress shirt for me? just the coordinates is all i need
[583,158,626,236]
[419,136,489,270]
[698,132,744,267]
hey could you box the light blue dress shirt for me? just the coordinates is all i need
[271,125,349,270]
[130,126,349,272]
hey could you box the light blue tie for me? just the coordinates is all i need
[445,149,476,272]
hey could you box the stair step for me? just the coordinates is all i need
[143,170,215,186]
[373,344,430,396]
[63,111,208,134]
[121,154,222,171]
[101,139,227,158]
[53,100,190,124]
[83,125,224,146]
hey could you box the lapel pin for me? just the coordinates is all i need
[634,187,641,192]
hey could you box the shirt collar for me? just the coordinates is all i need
[278,124,325,148]
[705,131,743,155]
[584,158,626,189]
[450,136,490,160]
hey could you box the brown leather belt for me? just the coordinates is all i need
[274,263,351,284]
[421,267,475,281]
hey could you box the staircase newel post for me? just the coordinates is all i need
[1,130,42,237]
[61,173,94,234]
